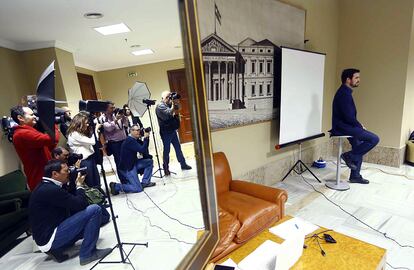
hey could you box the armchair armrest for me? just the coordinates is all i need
[0,198,22,215]
[230,180,288,217]
[0,191,30,207]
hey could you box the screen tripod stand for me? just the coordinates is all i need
[281,143,322,183]
[90,119,148,270]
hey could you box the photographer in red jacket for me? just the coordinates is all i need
[11,105,60,190]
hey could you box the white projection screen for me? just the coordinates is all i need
[279,47,326,146]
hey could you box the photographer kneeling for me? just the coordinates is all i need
[109,125,155,195]
[29,159,111,265]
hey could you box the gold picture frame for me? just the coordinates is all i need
[176,0,219,269]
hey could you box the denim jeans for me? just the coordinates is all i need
[347,129,380,179]
[50,204,102,260]
[115,158,153,193]
[160,131,186,168]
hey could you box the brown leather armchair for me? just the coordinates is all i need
[210,152,288,262]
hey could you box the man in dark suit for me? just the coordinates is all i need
[331,68,380,184]
[29,159,111,265]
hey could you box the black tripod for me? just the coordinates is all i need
[146,104,175,179]
[281,143,321,183]
[90,119,148,270]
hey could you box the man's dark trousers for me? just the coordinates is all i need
[347,129,379,179]
[160,131,185,169]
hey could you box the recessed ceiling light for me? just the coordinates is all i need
[132,49,154,56]
[94,23,130,35]
[84,12,104,19]
[174,45,182,48]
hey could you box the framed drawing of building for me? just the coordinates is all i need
[197,0,306,130]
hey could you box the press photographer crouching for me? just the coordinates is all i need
[29,159,111,265]
[109,124,155,195]
[67,111,102,188]
[11,105,60,190]
[52,146,110,226]
[156,91,192,175]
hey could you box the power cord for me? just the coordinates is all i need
[103,156,202,245]
[298,174,414,270]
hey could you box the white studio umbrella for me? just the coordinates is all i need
[128,81,152,117]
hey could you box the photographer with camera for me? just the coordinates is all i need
[52,146,110,227]
[155,91,192,175]
[29,159,111,265]
[100,102,128,183]
[109,125,155,195]
[67,111,101,188]
[11,105,60,190]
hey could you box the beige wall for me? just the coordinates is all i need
[337,0,414,149]
[212,0,339,177]
[55,48,82,113]
[97,59,185,126]
[0,47,30,175]
[402,7,414,146]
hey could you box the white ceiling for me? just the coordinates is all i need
[0,0,184,71]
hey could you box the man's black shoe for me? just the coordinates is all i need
[80,248,112,266]
[142,182,156,188]
[181,164,192,170]
[341,152,358,170]
[109,182,119,195]
[349,177,369,184]
[46,249,69,263]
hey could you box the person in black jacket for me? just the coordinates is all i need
[29,159,111,265]
[331,68,379,184]
[109,125,155,195]
[155,91,192,175]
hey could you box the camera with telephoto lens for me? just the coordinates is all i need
[69,166,87,176]
[1,116,17,142]
[67,153,83,166]
[168,92,181,100]
[139,127,151,137]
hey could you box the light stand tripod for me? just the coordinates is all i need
[281,143,322,183]
[89,119,148,270]
[146,104,176,180]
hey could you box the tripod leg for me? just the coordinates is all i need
[281,160,300,181]
[299,161,322,183]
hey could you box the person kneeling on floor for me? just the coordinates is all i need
[110,124,155,195]
[29,159,111,265]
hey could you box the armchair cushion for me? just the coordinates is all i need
[212,208,241,258]
[218,191,280,243]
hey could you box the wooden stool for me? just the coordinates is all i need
[325,135,351,191]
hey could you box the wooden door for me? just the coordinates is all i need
[167,68,193,143]
[77,73,97,100]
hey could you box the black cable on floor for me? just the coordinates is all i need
[104,156,198,245]
[298,174,414,270]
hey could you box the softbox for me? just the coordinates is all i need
[36,61,56,141]
[79,100,109,113]
[128,81,151,117]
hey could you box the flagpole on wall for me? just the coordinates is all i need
[214,0,216,34]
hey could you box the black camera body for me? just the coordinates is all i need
[1,116,17,142]
[168,92,181,100]
[67,153,83,166]
[113,107,126,116]
[140,127,152,137]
